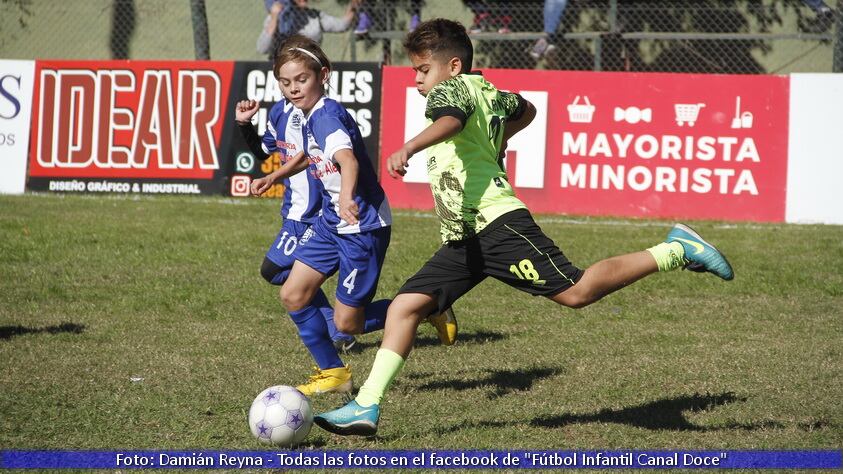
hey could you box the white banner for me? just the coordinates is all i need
[786,73,843,225]
[0,60,35,194]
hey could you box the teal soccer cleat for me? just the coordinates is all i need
[314,400,380,436]
[667,223,734,281]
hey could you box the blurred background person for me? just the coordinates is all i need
[354,0,424,35]
[258,0,361,59]
[530,0,568,59]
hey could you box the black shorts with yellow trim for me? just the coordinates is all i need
[398,209,584,315]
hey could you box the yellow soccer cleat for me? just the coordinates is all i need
[296,365,353,396]
[427,307,458,346]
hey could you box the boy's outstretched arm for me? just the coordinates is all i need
[387,116,462,178]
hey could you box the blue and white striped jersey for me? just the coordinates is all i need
[304,96,391,234]
[261,99,322,224]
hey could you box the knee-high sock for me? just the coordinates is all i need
[361,299,391,334]
[311,288,343,341]
[288,305,343,370]
[647,241,685,272]
[355,348,405,407]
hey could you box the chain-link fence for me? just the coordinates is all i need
[1,0,840,74]
[354,0,843,73]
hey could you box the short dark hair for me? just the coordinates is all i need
[273,34,332,80]
[403,18,473,73]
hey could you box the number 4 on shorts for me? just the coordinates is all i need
[343,269,358,294]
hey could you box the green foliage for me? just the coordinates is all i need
[1,194,841,449]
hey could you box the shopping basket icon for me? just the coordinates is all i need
[674,103,705,127]
[567,96,595,123]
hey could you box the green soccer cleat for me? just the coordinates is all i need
[666,223,734,281]
[314,400,380,436]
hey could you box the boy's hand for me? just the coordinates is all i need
[235,100,260,123]
[251,176,272,196]
[387,146,412,178]
[269,0,283,15]
[339,196,360,225]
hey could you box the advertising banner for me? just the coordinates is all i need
[218,61,382,198]
[27,60,234,194]
[0,60,35,194]
[786,73,843,225]
[380,67,790,222]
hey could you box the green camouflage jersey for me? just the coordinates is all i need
[423,73,527,242]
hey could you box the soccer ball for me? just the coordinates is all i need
[248,385,313,446]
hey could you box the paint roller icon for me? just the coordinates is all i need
[730,96,753,129]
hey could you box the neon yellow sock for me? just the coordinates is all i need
[647,241,685,272]
[355,348,405,407]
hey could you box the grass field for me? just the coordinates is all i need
[1,193,841,453]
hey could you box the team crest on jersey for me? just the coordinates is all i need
[290,113,302,130]
[299,227,314,246]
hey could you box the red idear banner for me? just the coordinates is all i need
[380,66,789,222]
[29,60,233,184]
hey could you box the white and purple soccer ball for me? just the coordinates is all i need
[248,385,313,446]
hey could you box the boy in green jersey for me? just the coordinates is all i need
[315,18,733,436]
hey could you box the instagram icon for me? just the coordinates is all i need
[230,175,251,197]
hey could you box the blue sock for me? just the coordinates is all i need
[362,299,391,334]
[288,305,343,370]
[311,288,344,341]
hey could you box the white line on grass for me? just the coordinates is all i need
[16,193,821,230]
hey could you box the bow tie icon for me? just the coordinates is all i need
[614,107,652,124]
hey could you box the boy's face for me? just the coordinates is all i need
[409,51,462,97]
[277,60,328,113]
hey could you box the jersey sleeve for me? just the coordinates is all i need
[261,118,278,155]
[310,114,353,163]
[425,78,475,128]
[498,91,527,121]
[237,121,270,161]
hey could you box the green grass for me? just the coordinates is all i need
[1,193,841,451]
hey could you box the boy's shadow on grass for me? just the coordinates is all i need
[415,366,562,399]
[413,330,507,349]
[531,392,784,431]
[432,392,791,436]
[0,322,86,341]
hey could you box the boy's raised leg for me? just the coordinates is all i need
[552,223,733,308]
[551,251,659,308]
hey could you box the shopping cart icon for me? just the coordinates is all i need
[567,95,596,123]
[674,103,705,126]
